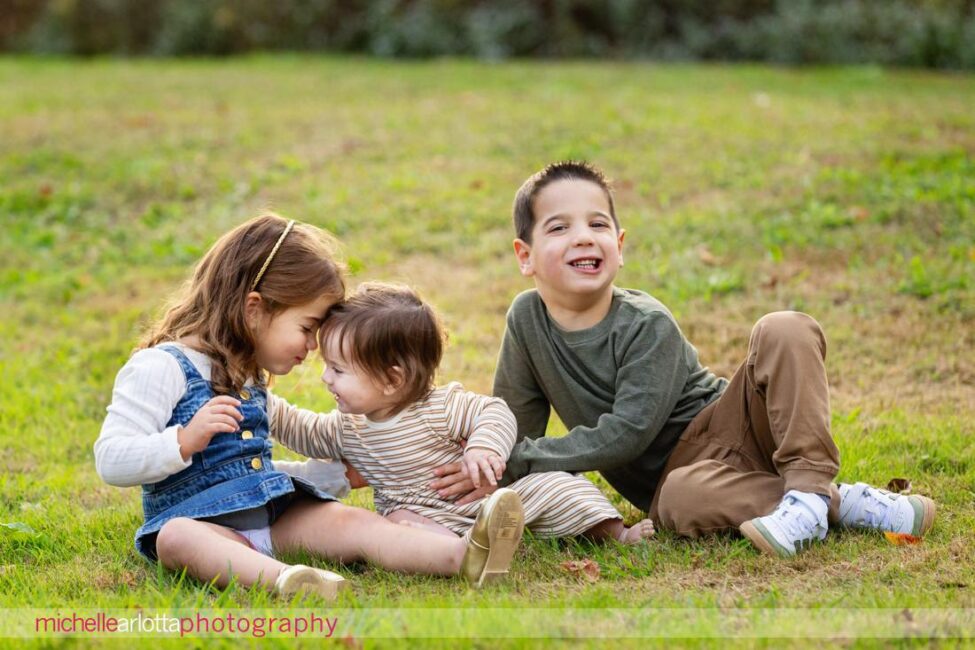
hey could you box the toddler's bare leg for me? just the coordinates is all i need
[584,517,655,545]
[271,500,466,575]
[387,509,459,538]
[155,518,286,589]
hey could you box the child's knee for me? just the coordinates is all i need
[326,502,381,528]
[155,517,196,564]
[656,461,725,535]
[752,311,826,354]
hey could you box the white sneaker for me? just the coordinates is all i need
[838,482,936,536]
[274,564,349,600]
[740,490,828,558]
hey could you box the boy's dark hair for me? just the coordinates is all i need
[512,160,618,244]
[319,282,445,414]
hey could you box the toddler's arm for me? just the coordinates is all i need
[267,393,344,460]
[441,382,518,460]
[94,349,193,486]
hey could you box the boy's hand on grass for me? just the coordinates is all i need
[461,447,505,489]
[177,396,243,460]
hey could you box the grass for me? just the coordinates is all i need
[0,55,973,647]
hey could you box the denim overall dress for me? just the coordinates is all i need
[134,345,336,560]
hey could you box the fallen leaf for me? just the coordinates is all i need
[886,478,912,494]
[560,559,600,582]
[341,635,363,649]
[884,532,922,546]
[697,245,719,267]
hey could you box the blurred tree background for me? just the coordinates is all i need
[1,0,974,67]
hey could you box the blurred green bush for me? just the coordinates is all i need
[2,0,974,67]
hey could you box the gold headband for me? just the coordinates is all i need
[250,219,295,291]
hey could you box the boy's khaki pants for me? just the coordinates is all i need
[649,311,841,537]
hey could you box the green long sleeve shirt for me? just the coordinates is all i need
[493,287,727,511]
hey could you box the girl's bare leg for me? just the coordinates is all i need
[155,517,286,589]
[387,509,460,538]
[271,500,466,575]
[584,517,655,545]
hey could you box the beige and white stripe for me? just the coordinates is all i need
[270,382,622,538]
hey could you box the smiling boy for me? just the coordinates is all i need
[434,161,936,557]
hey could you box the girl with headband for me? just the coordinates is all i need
[94,215,524,598]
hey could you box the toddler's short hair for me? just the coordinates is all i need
[319,282,444,413]
[512,160,619,244]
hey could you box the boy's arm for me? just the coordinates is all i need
[442,383,518,460]
[491,323,552,441]
[267,393,344,460]
[499,314,689,483]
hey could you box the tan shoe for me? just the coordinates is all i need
[274,564,349,600]
[460,488,525,587]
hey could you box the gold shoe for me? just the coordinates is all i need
[460,488,525,587]
[274,564,349,600]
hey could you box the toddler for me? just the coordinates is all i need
[271,282,655,545]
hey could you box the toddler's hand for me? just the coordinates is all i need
[461,447,505,489]
[177,396,243,460]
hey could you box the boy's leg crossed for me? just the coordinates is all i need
[744,311,839,499]
[651,311,841,536]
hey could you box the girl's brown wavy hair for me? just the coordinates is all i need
[141,214,346,396]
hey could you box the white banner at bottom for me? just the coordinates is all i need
[2,608,973,639]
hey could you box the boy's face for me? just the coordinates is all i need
[514,178,624,308]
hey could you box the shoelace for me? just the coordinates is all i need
[853,486,896,529]
[774,496,822,545]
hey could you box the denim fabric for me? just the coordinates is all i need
[134,345,335,560]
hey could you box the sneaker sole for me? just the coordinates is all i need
[277,569,349,601]
[475,490,525,587]
[740,520,793,558]
[910,495,937,537]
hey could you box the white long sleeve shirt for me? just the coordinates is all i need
[94,345,206,486]
[95,344,350,497]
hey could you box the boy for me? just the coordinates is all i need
[433,161,936,557]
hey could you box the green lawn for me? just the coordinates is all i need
[1,56,973,647]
